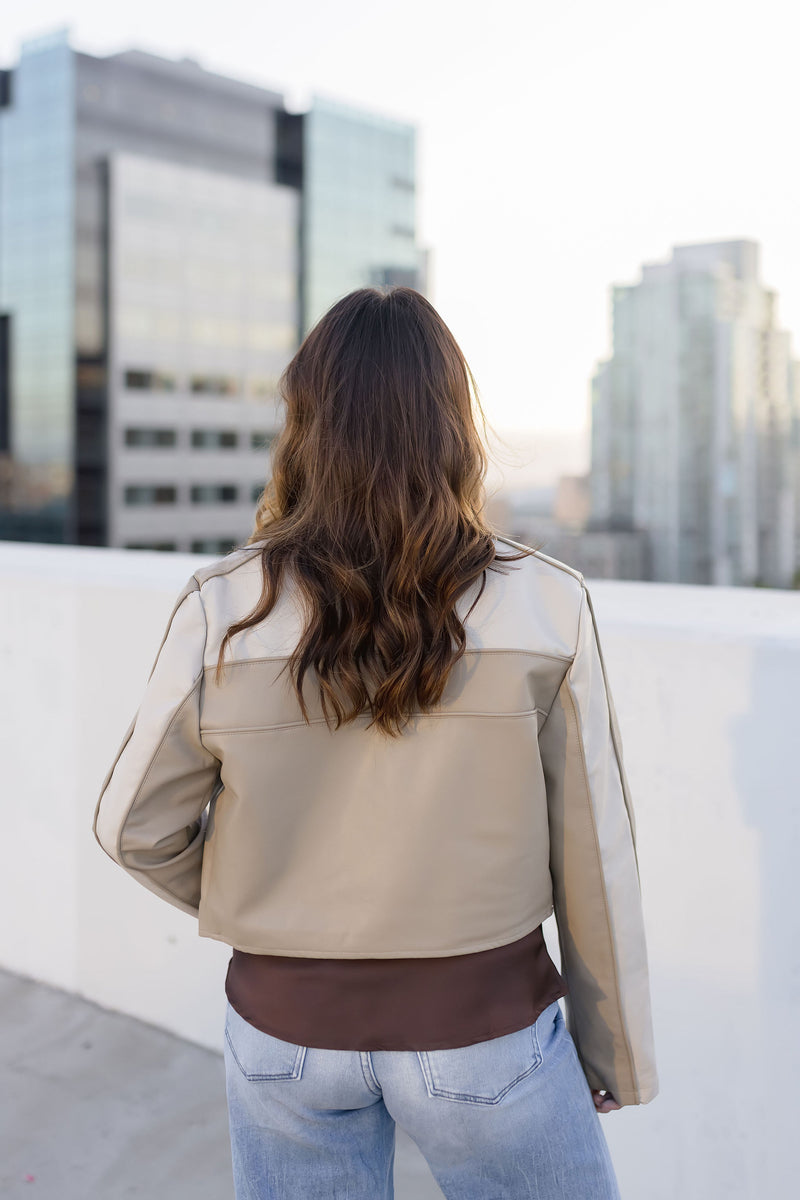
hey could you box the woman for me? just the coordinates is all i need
[93,287,658,1199]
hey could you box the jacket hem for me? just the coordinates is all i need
[198,908,556,959]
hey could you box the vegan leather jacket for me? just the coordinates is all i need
[93,534,659,1105]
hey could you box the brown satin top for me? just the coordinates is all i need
[224,924,566,1051]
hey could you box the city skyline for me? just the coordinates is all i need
[2,0,799,467]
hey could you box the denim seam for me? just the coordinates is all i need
[359,1052,382,1096]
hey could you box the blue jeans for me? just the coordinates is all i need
[223,997,621,1199]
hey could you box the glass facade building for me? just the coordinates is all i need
[0,30,75,541]
[0,32,425,549]
[589,240,800,588]
[303,97,424,332]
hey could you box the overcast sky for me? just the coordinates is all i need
[3,1,799,486]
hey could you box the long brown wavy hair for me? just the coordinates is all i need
[216,286,533,736]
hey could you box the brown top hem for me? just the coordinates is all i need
[224,924,567,1051]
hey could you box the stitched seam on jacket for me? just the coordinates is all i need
[114,673,204,868]
[147,581,200,683]
[494,535,585,584]
[561,673,639,1100]
[112,584,212,872]
[194,545,264,586]
[203,709,548,734]
[538,590,583,731]
[581,584,640,876]
[94,584,199,852]
[202,647,572,670]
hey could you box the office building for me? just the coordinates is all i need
[589,239,800,587]
[0,29,425,550]
[302,96,425,333]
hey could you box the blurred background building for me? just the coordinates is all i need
[590,239,799,587]
[303,97,427,334]
[0,29,426,552]
[2,30,798,589]
[502,239,800,588]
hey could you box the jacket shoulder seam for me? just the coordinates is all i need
[192,545,264,589]
[495,534,585,585]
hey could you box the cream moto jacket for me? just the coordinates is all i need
[93,534,658,1106]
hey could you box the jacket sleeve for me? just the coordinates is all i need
[538,579,659,1106]
[92,576,221,918]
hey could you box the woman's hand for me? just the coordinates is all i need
[591,1089,622,1113]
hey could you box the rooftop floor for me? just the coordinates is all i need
[0,968,444,1199]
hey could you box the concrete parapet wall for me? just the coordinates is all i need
[1,542,797,1199]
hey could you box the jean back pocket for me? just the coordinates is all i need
[224,1002,307,1082]
[417,1019,544,1106]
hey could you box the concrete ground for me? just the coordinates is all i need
[0,968,445,1199]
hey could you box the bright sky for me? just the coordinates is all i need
[3,1,799,486]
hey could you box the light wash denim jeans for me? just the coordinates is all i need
[223,997,621,1199]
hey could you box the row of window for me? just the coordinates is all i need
[125,540,239,555]
[124,428,274,450]
[124,484,264,506]
[124,368,279,398]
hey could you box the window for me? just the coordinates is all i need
[250,431,274,451]
[124,485,177,506]
[191,539,238,555]
[124,542,177,552]
[124,368,177,391]
[251,483,264,503]
[191,429,238,449]
[190,484,238,504]
[125,428,177,448]
[77,362,106,389]
[248,376,280,399]
[190,374,239,396]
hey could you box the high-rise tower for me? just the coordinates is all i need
[0,30,425,551]
[590,240,799,587]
